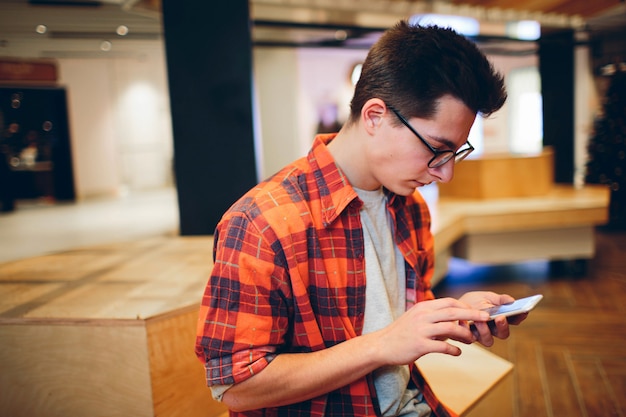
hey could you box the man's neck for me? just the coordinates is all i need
[326,126,380,191]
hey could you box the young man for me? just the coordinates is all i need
[196,20,523,417]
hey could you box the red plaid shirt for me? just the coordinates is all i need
[196,134,456,417]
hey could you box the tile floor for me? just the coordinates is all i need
[0,187,179,263]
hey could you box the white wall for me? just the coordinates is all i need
[486,53,539,154]
[296,48,368,151]
[253,48,302,180]
[57,44,172,199]
[112,57,173,190]
[59,59,120,198]
[253,47,367,179]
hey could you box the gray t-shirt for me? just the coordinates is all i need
[356,187,431,417]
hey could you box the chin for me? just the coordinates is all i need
[393,186,419,196]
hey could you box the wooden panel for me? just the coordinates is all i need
[0,282,62,312]
[439,149,554,199]
[462,206,609,233]
[0,236,217,417]
[437,185,610,235]
[147,307,228,417]
[417,340,514,416]
[453,226,595,264]
[0,236,214,320]
[0,322,153,417]
[0,251,130,283]
[465,370,514,417]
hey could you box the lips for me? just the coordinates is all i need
[413,180,432,187]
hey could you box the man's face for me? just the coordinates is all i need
[367,95,476,196]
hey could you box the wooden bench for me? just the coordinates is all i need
[0,237,515,417]
[431,185,610,284]
[0,237,228,417]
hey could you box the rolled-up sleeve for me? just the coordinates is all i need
[195,210,290,387]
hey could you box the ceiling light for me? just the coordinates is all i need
[506,21,540,40]
[334,30,348,41]
[100,40,112,51]
[116,25,129,36]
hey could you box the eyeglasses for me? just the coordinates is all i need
[388,106,474,169]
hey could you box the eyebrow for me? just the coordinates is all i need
[427,135,458,151]
[389,104,464,151]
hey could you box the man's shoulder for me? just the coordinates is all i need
[224,160,316,223]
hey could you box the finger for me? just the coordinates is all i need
[473,292,515,310]
[498,293,515,305]
[441,341,463,357]
[470,323,480,341]
[423,339,464,357]
[430,307,490,325]
[458,320,480,342]
[428,321,477,345]
[422,297,474,311]
[493,317,510,339]
[458,319,471,329]
[507,312,528,325]
[472,321,495,347]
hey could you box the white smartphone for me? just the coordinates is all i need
[481,294,544,319]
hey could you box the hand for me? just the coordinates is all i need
[372,297,490,366]
[459,291,527,347]
[220,296,490,411]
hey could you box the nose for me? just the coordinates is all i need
[431,160,455,183]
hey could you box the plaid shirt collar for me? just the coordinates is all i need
[309,133,407,227]
[307,133,362,228]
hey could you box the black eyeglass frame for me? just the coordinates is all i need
[388,106,474,169]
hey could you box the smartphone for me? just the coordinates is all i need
[481,294,543,319]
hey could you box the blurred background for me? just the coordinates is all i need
[0,0,624,254]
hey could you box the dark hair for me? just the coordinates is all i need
[348,20,507,124]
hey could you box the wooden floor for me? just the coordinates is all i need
[434,227,626,417]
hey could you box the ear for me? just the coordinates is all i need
[360,98,387,135]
